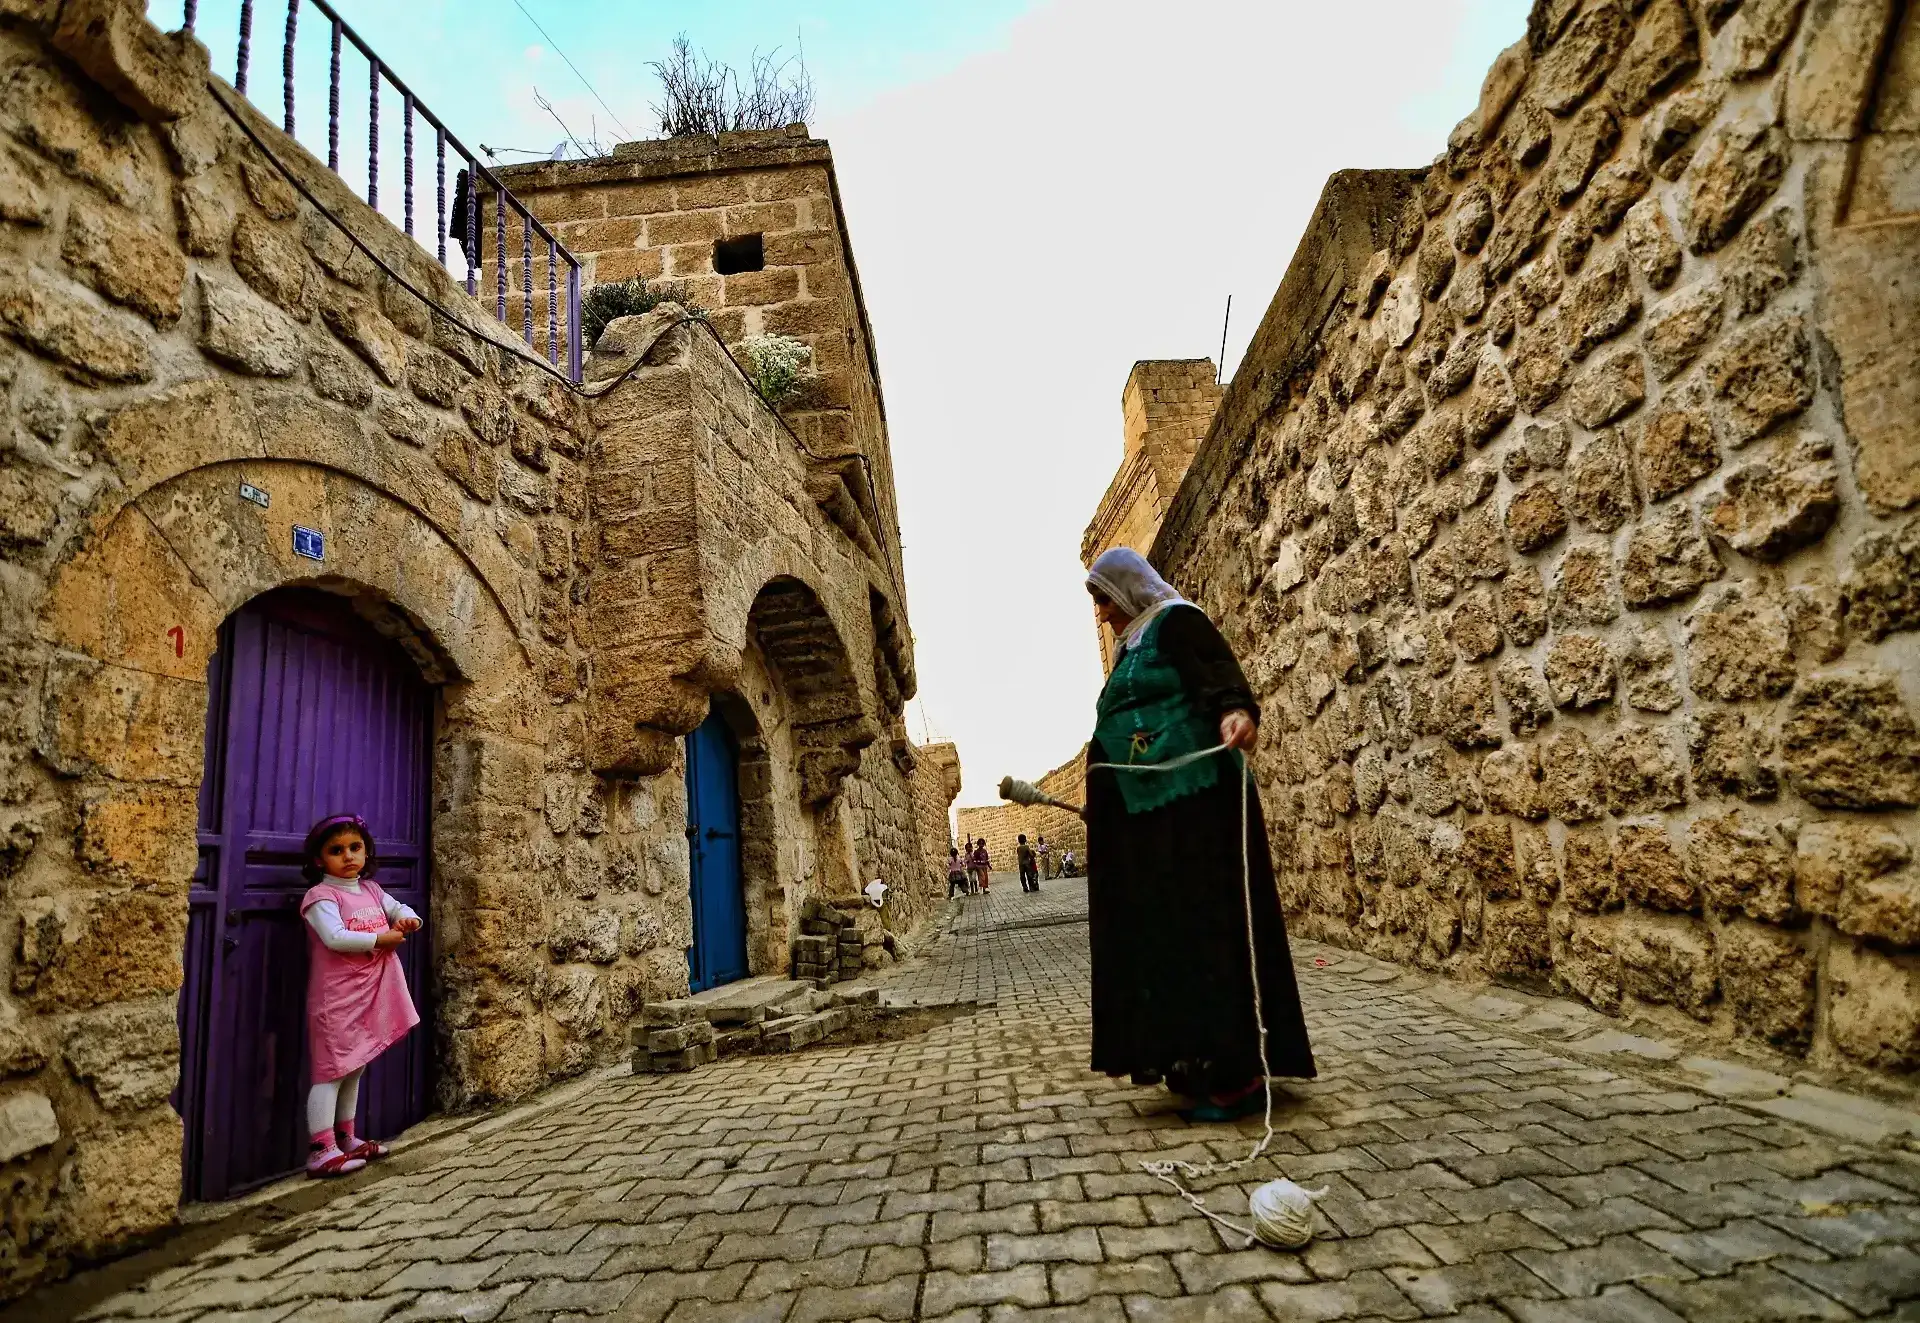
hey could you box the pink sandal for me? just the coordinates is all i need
[341,1137,389,1161]
[307,1146,367,1178]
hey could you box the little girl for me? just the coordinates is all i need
[299,813,421,1177]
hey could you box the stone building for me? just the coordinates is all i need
[494,126,902,549]
[1082,359,1223,670]
[0,0,956,1296]
[956,750,1089,870]
[1154,0,1920,1083]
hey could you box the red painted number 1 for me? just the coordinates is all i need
[166,625,184,658]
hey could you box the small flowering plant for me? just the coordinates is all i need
[739,332,817,408]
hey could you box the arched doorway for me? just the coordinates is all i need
[684,708,748,992]
[175,589,435,1200]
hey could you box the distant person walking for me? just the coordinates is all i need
[969,838,991,895]
[1036,834,1053,880]
[947,847,969,899]
[1017,834,1040,892]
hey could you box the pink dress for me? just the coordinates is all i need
[300,879,420,1084]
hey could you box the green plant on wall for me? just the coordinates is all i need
[740,332,817,408]
[582,278,707,347]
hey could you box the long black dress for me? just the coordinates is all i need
[1086,605,1316,1092]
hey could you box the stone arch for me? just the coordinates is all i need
[746,576,876,807]
[56,380,537,655]
[30,459,546,1107]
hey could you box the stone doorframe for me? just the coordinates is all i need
[31,456,548,1129]
[705,690,783,977]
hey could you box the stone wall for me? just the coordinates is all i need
[957,749,1089,869]
[904,740,962,917]
[1083,360,1223,671]
[1153,0,1920,1084]
[0,0,953,1295]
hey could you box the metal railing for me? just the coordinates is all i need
[177,0,583,381]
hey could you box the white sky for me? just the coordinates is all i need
[158,0,1533,810]
[817,0,1531,808]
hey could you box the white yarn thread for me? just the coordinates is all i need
[1085,742,1324,1250]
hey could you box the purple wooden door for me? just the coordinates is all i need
[175,589,434,1201]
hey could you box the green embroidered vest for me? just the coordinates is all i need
[1092,608,1233,814]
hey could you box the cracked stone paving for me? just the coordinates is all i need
[21,876,1920,1323]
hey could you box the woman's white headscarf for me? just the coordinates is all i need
[1086,547,1192,653]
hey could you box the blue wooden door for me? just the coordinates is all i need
[175,589,433,1200]
[684,710,747,992]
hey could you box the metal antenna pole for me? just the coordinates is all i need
[1217,294,1232,384]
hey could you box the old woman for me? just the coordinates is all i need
[1083,547,1315,1119]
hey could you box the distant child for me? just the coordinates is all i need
[299,814,421,1177]
[1017,834,1039,893]
[969,839,992,895]
[947,847,969,898]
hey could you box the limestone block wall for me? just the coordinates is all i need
[581,306,946,931]
[0,1,948,1294]
[958,749,1089,868]
[1154,0,1920,1084]
[907,739,963,890]
[1122,359,1225,499]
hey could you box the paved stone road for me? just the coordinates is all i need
[37,876,1920,1321]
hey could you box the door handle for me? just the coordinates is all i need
[222,936,239,953]
[705,829,733,840]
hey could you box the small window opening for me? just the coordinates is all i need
[714,234,765,275]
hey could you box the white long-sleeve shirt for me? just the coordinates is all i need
[304,880,419,954]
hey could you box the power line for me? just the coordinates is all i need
[509,0,635,141]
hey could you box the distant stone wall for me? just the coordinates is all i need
[1083,360,1224,670]
[905,740,962,900]
[958,750,1088,870]
[1155,0,1920,1082]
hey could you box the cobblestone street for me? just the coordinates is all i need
[26,877,1920,1322]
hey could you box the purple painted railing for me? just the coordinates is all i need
[180,0,583,382]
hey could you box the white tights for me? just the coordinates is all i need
[306,1068,364,1140]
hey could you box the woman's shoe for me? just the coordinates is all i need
[1182,1080,1266,1123]
[1182,1092,1265,1124]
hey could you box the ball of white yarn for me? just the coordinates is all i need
[1248,1179,1326,1249]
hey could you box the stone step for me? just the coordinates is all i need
[762,1006,855,1053]
[691,976,813,1025]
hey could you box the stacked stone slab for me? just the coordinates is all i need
[789,897,873,984]
[629,1002,719,1073]
[1151,0,1920,1081]
[628,984,880,1070]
